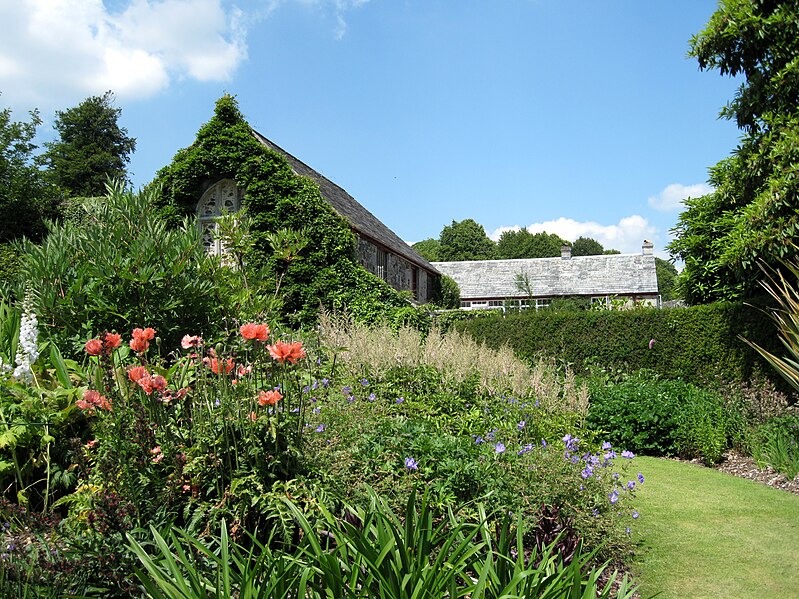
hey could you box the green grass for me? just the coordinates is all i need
[631,456,799,599]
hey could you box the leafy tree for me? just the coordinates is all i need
[571,236,605,256]
[43,91,136,196]
[437,274,460,309]
[669,0,799,303]
[0,105,56,242]
[655,257,679,302]
[438,219,495,261]
[412,238,441,262]
[495,228,567,259]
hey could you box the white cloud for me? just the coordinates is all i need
[648,182,713,212]
[0,0,247,108]
[488,215,657,255]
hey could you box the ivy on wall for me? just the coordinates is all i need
[151,95,407,324]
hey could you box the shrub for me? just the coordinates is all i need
[586,372,734,463]
[13,184,224,355]
[751,415,799,479]
[457,301,789,394]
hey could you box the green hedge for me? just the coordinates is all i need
[456,302,788,392]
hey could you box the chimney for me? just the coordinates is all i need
[561,244,571,260]
[642,240,654,256]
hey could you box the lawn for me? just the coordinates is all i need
[631,456,799,598]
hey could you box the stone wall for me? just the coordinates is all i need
[357,237,431,303]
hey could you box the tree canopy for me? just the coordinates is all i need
[411,238,441,262]
[571,236,605,257]
[44,91,136,197]
[669,0,799,303]
[0,105,56,242]
[495,228,568,259]
[438,219,495,261]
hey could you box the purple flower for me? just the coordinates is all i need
[581,467,593,479]
[312,407,321,415]
[541,439,547,448]
[321,378,330,388]
[602,441,612,450]
[609,490,619,504]
[360,378,369,386]
[518,420,526,430]
[604,450,617,460]
[342,386,351,394]
[347,395,355,403]
[621,450,635,459]
[396,397,404,404]
[315,424,326,433]
[638,472,645,484]
[495,443,506,454]
[404,457,418,470]
[626,527,632,535]
[368,392,376,401]
[649,338,655,350]
[627,480,636,490]
[475,436,484,445]
[632,510,639,519]
[518,443,533,455]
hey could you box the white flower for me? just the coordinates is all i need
[13,293,39,383]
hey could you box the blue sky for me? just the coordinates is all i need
[0,1,741,258]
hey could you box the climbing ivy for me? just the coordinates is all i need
[151,95,408,325]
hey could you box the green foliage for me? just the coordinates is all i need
[456,301,789,393]
[151,94,409,326]
[654,257,679,302]
[43,91,136,197]
[669,1,799,303]
[0,104,57,243]
[751,415,799,479]
[741,249,799,394]
[438,218,495,261]
[411,237,441,262]
[495,228,567,259]
[130,489,636,599]
[571,236,605,256]
[437,274,460,309]
[586,372,732,463]
[16,184,222,354]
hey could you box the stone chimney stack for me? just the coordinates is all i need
[642,240,654,256]
[561,244,572,260]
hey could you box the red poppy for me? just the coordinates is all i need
[130,327,156,353]
[85,338,103,356]
[240,322,270,342]
[257,389,283,406]
[267,340,306,364]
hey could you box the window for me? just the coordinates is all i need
[197,180,242,257]
[488,300,504,307]
[376,249,387,280]
[535,299,550,311]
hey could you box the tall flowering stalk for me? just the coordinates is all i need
[13,293,39,384]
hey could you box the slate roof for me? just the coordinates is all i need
[432,253,659,300]
[252,130,439,275]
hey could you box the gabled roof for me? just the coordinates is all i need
[433,253,658,300]
[252,130,439,275]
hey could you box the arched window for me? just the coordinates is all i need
[197,179,242,256]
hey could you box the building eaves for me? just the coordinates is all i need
[252,130,439,275]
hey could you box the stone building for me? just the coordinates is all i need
[198,130,440,304]
[433,241,659,309]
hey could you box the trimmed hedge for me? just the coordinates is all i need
[455,302,789,393]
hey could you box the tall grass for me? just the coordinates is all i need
[319,311,589,415]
